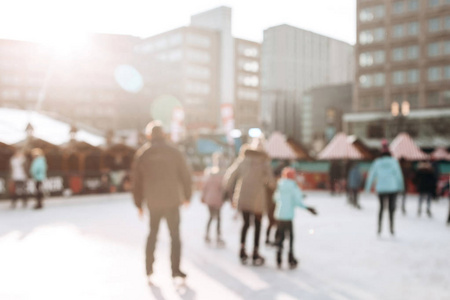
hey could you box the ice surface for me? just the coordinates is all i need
[0,191,449,300]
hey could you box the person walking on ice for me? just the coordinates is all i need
[365,140,404,236]
[202,152,227,247]
[132,121,192,283]
[273,167,317,269]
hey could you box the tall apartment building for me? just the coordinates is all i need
[137,6,261,133]
[345,0,450,147]
[261,24,354,143]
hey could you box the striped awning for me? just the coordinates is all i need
[431,147,450,161]
[389,133,429,161]
[317,132,364,160]
[264,131,297,159]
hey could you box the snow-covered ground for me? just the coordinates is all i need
[0,192,449,300]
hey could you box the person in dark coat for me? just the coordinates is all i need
[224,138,276,266]
[347,162,363,209]
[329,161,340,195]
[132,121,192,281]
[414,161,437,217]
[399,157,412,214]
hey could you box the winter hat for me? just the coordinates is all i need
[281,167,296,180]
[381,139,390,154]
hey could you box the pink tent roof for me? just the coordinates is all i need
[389,133,428,161]
[317,132,364,160]
[431,147,449,161]
[264,132,297,159]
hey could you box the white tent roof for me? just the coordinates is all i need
[0,108,105,146]
[264,131,297,159]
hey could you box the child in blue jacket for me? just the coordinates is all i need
[273,167,317,269]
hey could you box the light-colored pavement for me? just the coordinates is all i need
[0,192,449,300]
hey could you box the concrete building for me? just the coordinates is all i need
[301,84,353,150]
[261,24,354,143]
[345,0,450,148]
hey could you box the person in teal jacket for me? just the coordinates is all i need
[365,141,404,236]
[30,148,47,210]
[273,167,316,269]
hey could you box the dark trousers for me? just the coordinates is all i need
[265,201,277,242]
[418,193,432,213]
[241,211,262,250]
[378,193,397,233]
[348,188,359,207]
[400,190,407,212]
[35,181,43,208]
[11,180,28,206]
[206,206,221,237]
[146,207,181,275]
[275,220,294,254]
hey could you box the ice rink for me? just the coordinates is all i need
[0,191,449,300]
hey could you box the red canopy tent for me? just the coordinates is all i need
[389,133,429,161]
[317,132,365,160]
[431,147,450,161]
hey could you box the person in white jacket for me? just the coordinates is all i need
[10,151,29,208]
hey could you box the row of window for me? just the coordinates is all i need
[238,75,259,87]
[360,17,450,44]
[185,81,210,95]
[360,0,449,23]
[360,41,450,67]
[238,59,259,73]
[359,66,450,87]
[185,65,211,80]
[135,33,212,54]
[237,88,259,101]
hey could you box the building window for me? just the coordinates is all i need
[374,73,385,86]
[428,18,441,32]
[240,60,259,72]
[186,49,210,63]
[242,47,259,57]
[446,41,450,54]
[428,0,440,7]
[428,67,441,81]
[446,17,450,29]
[407,93,419,108]
[442,90,450,104]
[186,65,211,79]
[360,97,371,109]
[407,45,419,59]
[360,50,385,66]
[239,75,259,87]
[427,92,440,105]
[407,22,419,36]
[408,0,419,10]
[428,42,440,56]
[393,24,404,38]
[407,69,420,83]
[359,5,385,22]
[393,48,404,61]
[373,96,384,109]
[393,71,405,85]
[186,34,211,48]
[359,73,385,88]
[185,81,210,95]
[393,1,404,14]
[445,66,450,79]
[360,28,385,44]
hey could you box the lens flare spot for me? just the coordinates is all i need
[114,65,143,93]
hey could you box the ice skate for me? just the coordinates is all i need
[216,237,225,248]
[427,209,432,218]
[276,251,282,269]
[239,248,248,265]
[288,253,298,269]
[172,270,187,287]
[252,250,265,266]
[204,235,211,244]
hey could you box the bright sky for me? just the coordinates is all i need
[0,0,356,45]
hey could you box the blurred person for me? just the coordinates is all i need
[30,148,47,210]
[224,138,275,266]
[414,161,437,218]
[399,157,412,214]
[9,150,29,208]
[347,162,363,209]
[132,121,192,282]
[440,179,450,225]
[265,159,289,246]
[273,167,317,269]
[201,152,227,247]
[329,161,340,195]
[365,141,404,236]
